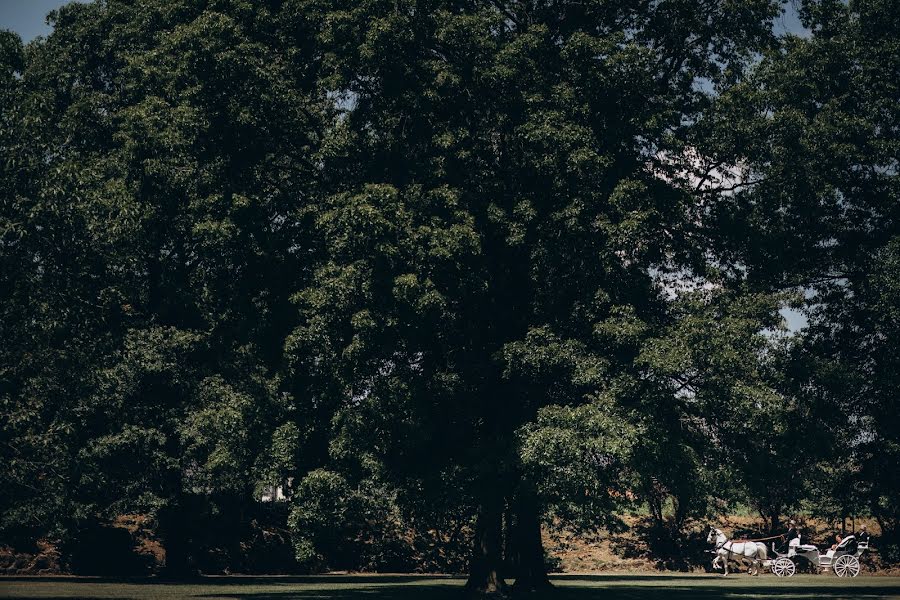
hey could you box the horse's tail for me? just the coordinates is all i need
[756,542,768,561]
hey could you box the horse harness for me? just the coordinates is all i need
[716,540,736,556]
[715,533,784,556]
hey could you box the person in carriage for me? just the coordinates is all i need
[786,520,799,542]
[856,524,870,544]
[828,526,869,555]
[825,533,858,558]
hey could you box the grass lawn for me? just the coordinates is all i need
[2,573,900,600]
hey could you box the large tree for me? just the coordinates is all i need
[285,0,781,593]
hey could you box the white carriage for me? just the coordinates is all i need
[769,534,868,577]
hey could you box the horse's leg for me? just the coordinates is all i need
[723,555,729,577]
[740,545,750,574]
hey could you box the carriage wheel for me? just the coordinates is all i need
[773,557,796,577]
[834,554,860,577]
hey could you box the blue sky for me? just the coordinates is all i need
[0,0,88,42]
[1,0,810,332]
[774,1,809,37]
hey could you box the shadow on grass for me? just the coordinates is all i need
[2,575,900,600]
[208,575,900,600]
[0,574,454,585]
[190,584,900,600]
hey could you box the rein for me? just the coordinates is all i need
[733,534,785,543]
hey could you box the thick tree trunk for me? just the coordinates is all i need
[157,498,194,578]
[511,485,552,593]
[225,495,247,573]
[465,490,507,597]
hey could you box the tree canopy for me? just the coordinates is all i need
[1,0,898,593]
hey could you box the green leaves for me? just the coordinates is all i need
[705,0,900,543]
[0,29,24,81]
[519,399,635,532]
[288,468,417,572]
[10,0,894,576]
[1,0,327,566]
[318,185,406,261]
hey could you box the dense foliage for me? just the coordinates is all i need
[1,0,897,593]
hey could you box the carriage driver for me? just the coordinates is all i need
[786,520,799,541]
[781,520,800,552]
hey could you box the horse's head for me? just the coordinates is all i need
[706,526,719,544]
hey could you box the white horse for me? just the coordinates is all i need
[707,526,768,576]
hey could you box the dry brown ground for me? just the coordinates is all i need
[115,514,165,566]
[544,515,898,575]
[4,514,898,576]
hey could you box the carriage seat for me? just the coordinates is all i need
[788,537,817,553]
[799,544,818,551]
[824,535,859,558]
[836,535,858,554]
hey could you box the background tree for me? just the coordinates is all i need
[702,0,899,550]
[1,0,325,574]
